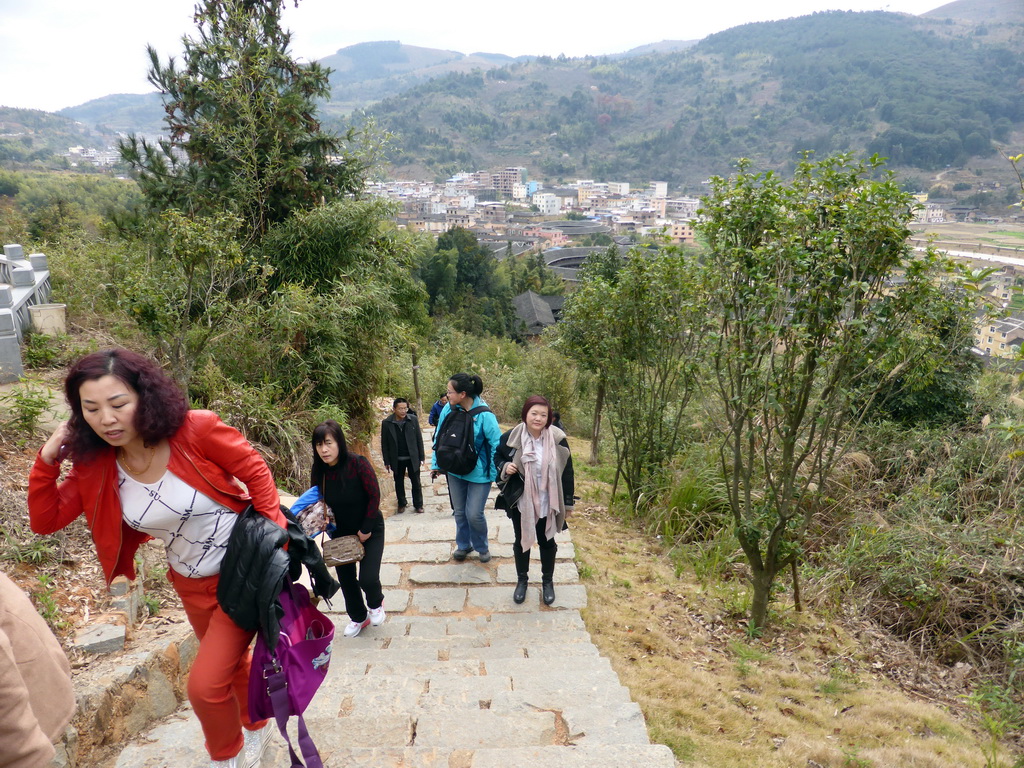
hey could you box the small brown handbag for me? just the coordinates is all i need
[322,534,365,566]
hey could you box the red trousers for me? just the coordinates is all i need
[169,570,267,761]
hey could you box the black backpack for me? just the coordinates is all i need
[434,405,491,476]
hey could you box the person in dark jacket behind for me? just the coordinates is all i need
[291,420,386,639]
[28,348,283,768]
[428,393,448,427]
[381,398,425,514]
[494,395,574,606]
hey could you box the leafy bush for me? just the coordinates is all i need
[200,281,396,435]
[21,331,85,370]
[808,417,1024,678]
[188,360,333,491]
[0,378,56,438]
[45,235,144,342]
[412,323,525,424]
[502,344,579,426]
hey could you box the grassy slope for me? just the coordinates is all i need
[565,436,1004,768]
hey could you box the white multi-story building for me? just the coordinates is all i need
[533,192,560,216]
[666,197,701,218]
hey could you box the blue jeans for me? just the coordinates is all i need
[447,475,491,554]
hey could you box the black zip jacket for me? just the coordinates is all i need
[217,505,339,649]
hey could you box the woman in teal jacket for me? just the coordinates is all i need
[431,372,502,562]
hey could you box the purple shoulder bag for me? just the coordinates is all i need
[249,578,334,767]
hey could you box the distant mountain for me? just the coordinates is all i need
[924,0,1024,24]
[609,40,699,59]
[57,38,702,133]
[352,9,1024,190]
[58,93,165,137]
[316,41,528,119]
[0,107,121,163]
[58,41,532,131]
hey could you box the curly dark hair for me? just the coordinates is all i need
[310,419,349,488]
[64,348,188,461]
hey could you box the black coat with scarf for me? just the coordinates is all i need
[493,424,575,530]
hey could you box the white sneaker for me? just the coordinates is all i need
[343,617,371,637]
[209,753,242,768]
[368,605,386,626]
[242,723,273,768]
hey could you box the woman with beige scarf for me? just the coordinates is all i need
[494,395,575,605]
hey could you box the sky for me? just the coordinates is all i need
[0,0,945,114]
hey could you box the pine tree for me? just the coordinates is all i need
[119,0,366,247]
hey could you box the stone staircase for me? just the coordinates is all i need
[108,428,676,767]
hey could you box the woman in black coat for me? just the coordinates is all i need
[494,395,574,605]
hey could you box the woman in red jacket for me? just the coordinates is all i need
[28,348,286,768]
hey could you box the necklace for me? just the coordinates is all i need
[119,446,155,475]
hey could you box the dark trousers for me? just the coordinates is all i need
[511,512,557,579]
[332,523,385,623]
[392,457,423,508]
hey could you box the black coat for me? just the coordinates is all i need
[381,413,425,467]
[217,505,339,649]
[494,424,575,527]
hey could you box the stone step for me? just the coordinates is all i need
[318,669,632,721]
[117,713,676,768]
[101,428,674,768]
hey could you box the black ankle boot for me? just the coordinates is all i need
[513,548,531,604]
[540,545,557,605]
[542,580,555,605]
[513,578,529,604]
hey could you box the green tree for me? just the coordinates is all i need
[123,210,264,387]
[119,0,366,248]
[559,247,706,498]
[698,154,977,632]
[418,227,517,337]
[557,245,624,463]
[501,251,564,296]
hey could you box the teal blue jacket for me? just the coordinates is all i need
[430,396,501,483]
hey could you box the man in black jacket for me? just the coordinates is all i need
[381,398,425,513]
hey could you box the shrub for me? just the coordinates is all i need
[0,377,56,439]
[807,417,1024,679]
[503,344,579,426]
[188,360,327,491]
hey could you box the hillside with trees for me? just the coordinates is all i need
[0,107,121,165]
[45,5,1024,198]
[358,10,1023,190]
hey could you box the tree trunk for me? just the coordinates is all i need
[411,344,422,418]
[589,379,605,465]
[749,566,775,634]
[791,558,802,613]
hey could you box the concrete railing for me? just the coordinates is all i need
[0,243,53,383]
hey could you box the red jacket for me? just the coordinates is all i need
[28,410,285,586]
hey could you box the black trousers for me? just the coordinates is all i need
[510,512,558,560]
[332,522,385,623]
[392,457,423,508]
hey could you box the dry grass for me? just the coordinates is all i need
[567,457,1007,768]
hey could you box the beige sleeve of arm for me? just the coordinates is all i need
[0,626,58,768]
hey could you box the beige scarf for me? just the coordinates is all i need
[517,425,561,551]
